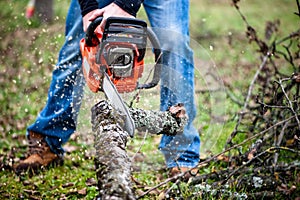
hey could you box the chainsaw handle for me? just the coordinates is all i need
[85,17,103,47]
[137,28,162,90]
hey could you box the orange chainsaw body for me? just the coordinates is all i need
[79,18,146,94]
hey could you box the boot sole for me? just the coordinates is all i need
[15,157,64,176]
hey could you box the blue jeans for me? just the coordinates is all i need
[27,0,200,168]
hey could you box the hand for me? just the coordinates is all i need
[83,3,135,32]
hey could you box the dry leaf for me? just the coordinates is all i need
[78,188,87,195]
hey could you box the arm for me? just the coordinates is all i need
[78,0,143,31]
[78,0,98,17]
[112,0,143,17]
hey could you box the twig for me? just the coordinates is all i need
[274,29,300,45]
[273,122,289,166]
[221,146,300,185]
[221,148,273,184]
[225,89,244,106]
[275,79,300,130]
[232,0,250,27]
[244,55,270,113]
[191,161,300,185]
[131,130,148,162]
[162,179,181,199]
[226,54,270,146]
[137,172,184,199]
[256,100,290,110]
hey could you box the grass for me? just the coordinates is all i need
[0,0,298,199]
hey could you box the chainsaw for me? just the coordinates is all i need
[80,17,162,137]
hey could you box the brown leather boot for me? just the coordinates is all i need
[15,131,63,174]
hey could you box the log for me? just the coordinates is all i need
[130,103,188,135]
[92,101,134,200]
[91,100,188,199]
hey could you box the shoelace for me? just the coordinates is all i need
[27,138,48,157]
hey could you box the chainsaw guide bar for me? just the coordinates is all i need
[102,72,135,137]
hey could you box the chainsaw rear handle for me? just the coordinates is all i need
[137,27,162,90]
[85,16,162,89]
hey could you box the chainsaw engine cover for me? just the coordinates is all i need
[80,17,147,93]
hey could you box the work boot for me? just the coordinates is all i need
[15,131,63,174]
[169,167,198,181]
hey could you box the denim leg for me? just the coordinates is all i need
[27,0,85,155]
[143,0,200,168]
[27,0,113,155]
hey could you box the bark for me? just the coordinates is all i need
[91,100,188,199]
[92,100,135,200]
[130,103,188,135]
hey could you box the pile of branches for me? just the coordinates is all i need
[138,1,300,199]
[190,0,300,199]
